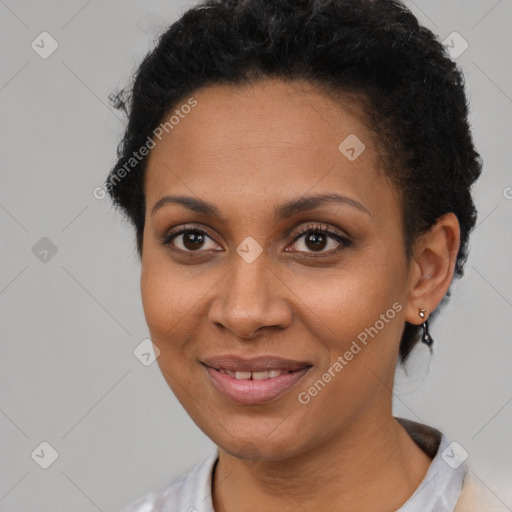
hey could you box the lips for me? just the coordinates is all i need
[201,355,312,404]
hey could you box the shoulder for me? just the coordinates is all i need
[454,469,510,512]
[395,417,466,511]
[396,417,509,512]
[119,451,218,512]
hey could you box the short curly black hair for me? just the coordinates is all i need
[105,0,482,364]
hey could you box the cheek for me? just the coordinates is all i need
[292,250,406,398]
[140,265,171,337]
[296,255,405,346]
[140,241,209,334]
[140,259,204,405]
[140,254,195,349]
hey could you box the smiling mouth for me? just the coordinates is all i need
[201,355,312,404]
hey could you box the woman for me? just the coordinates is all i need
[105,0,500,510]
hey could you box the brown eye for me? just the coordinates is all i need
[302,232,329,251]
[162,227,221,253]
[288,224,352,254]
[181,231,206,251]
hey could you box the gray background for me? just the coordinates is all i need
[1,0,511,510]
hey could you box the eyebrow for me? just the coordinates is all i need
[151,193,371,220]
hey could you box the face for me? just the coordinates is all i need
[140,79,412,461]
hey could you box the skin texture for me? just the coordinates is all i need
[140,79,460,511]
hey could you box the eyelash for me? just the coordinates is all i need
[160,223,352,256]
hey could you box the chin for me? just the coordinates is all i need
[205,418,309,462]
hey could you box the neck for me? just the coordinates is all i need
[212,409,432,511]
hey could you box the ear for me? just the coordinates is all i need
[404,212,461,324]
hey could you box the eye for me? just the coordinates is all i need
[287,224,352,254]
[160,225,221,253]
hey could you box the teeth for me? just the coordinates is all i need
[222,369,291,380]
[252,371,269,380]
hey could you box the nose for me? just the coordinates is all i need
[208,254,292,339]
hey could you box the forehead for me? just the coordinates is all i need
[144,79,394,220]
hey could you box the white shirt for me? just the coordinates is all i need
[120,419,468,512]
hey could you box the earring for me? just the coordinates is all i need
[418,309,433,346]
